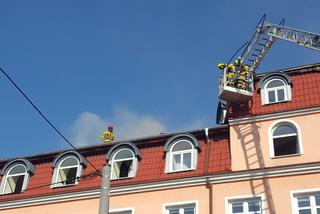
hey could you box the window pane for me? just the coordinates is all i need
[66,168,77,184]
[166,204,195,214]
[317,208,320,214]
[58,167,78,184]
[315,196,320,205]
[9,165,26,175]
[232,203,243,213]
[266,79,284,88]
[273,136,298,156]
[248,201,261,212]
[183,152,192,169]
[113,160,133,178]
[172,154,181,170]
[4,175,25,194]
[273,125,296,136]
[298,197,311,207]
[268,91,276,103]
[299,209,312,214]
[184,207,195,214]
[168,209,179,214]
[60,157,78,167]
[172,141,192,152]
[114,149,133,160]
[277,89,285,101]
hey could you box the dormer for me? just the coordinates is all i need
[259,72,292,105]
[0,158,35,194]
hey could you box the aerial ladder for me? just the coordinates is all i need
[216,15,320,124]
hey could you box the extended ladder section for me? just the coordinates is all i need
[218,17,320,103]
[261,23,320,52]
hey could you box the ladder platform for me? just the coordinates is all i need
[219,85,253,102]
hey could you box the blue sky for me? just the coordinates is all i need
[0,0,319,159]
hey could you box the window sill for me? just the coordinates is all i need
[166,168,196,174]
[51,183,78,189]
[271,153,302,159]
[263,99,291,106]
[110,176,134,181]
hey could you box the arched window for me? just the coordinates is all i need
[54,156,81,186]
[111,149,136,179]
[270,121,302,157]
[2,164,27,194]
[265,79,288,103]
[0,158,34,195]
[170,140,194,171]
[259,73,292,105]
[52,151,87,188]
[164,134,200,173]
[106,142,141,180]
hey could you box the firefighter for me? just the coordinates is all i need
[226,64,236,87]
[101,124,115,143]
[218,63,226,70]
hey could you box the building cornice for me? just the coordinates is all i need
[1,162,320,210]
[229,106,320,125]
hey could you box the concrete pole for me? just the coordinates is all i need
[99,163,111,214]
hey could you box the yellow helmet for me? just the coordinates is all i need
[227,64,235,70]
[244,65,249,72]
[218,63,226,70]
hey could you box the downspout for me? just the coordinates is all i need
[204,128,213,214]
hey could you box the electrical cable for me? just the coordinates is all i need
[227,41,249,65]
[24,171,100,192]
[0,66,101,175]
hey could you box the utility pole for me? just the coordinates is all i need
[99,163,111,214]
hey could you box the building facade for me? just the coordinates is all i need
[0,63,319,214]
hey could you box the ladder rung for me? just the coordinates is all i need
[258,43,266,46]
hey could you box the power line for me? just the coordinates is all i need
[24,171,100,192]
[0,66,101,175]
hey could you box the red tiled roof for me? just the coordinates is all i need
[228,64,320,118]
[0,127,231,202]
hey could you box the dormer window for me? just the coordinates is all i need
[265,79,287,103]
[106,142,141,180]
[52,151,87,188]
[54,156,80,186]
[164,134,200,173]
[2,165,27,194]
[170,140,193,171]
[0,158,35,194]
[111,149,136,179]
[259,72,292,105]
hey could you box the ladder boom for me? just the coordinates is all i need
[261,23,320,51]
[217,16,320,106]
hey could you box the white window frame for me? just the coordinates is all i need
[166,140,197,173]
[109,207,135,214]
[290,188,320,214]
[110,148,137,180]
[261,78,291,105]
[225,194,265,214]
[52,156,82,188]
[268,119,303,158]
[0,164,29,194]
[163,200,198,214]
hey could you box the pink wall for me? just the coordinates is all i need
[0,186,209,214]
[0,198,100,214]
[213,173,320,214]
[230,112,320,171]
